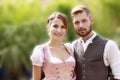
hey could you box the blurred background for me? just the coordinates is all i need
[0,0,120,80]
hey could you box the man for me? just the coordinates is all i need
[71,5,120,80]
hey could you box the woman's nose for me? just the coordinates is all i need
[57,28,62,32]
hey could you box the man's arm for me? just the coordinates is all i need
[105,40,120,80]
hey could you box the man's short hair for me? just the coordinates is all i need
[71,5,91,18]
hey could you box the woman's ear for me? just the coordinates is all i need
[47,28,50,37]
[47,23,50,32]
[47,28,50,33]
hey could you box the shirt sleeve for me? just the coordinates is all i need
[104,40,120,79]
[30,45,44,66]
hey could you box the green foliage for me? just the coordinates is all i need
[87,0,120,46]
[0,21,48,79]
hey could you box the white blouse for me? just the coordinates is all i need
[30,43,75,66]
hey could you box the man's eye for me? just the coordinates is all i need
[75,21,79,25]
[82,19,87,23]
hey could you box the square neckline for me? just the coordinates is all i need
[46,45,73,63]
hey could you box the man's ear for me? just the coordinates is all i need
[90,17,94,25]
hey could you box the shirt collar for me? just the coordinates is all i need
[80,31,97,44]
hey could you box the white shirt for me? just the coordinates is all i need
[80,32,120,79]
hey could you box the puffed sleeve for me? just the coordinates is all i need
[30,45,44,66]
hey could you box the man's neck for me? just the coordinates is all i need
[82,31,94,43]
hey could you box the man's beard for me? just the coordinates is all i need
[76,26,92,37]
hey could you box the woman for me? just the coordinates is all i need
[30,12,76,80]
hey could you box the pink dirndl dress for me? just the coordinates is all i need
[31,43,76,80]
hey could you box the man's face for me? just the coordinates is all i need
[72,11,93,37]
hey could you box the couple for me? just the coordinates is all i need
[30,5,120,80]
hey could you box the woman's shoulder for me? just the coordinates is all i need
[30,43,48,66]
[34,43,48,50]
[64,42,71,46]
[64,43,73,49]
[64,43,74,54]
[31,43,48,56]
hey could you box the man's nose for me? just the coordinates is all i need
[79,23,84,28]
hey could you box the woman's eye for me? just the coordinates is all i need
[53,25,58,28]
[61,26,66,29]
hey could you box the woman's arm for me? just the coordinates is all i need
[32,65,42,80]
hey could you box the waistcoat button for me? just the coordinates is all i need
[82,58,85,60]
[83,76,86,78]
[83,64,85,67]
[83,70,85,73]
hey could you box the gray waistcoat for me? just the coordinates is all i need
[73,36,109,80]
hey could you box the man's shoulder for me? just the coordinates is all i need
[94,35,109,43]
[101,36,109,41]
[99,36,118,46]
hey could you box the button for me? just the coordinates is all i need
[82,58,85,60]
[83,70,85,73]
[72,66,74,68]
[58,76,60,78]
[83,76,86,78]
[57,71,59,74]
[83,64,85,67]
